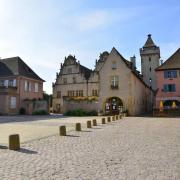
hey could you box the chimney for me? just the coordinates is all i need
[130,55,136,69]
[160,59,163,65]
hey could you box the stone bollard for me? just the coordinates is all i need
[92,119,97,126]
[116,115,119,120]
[75,123,81,131]
[9,134,20,150]
[112,116,115,121]
[102,118,106,124]
[59,126,66,136]
[107,116,111,122]
[123,113,127,117]
[87,121,92,128]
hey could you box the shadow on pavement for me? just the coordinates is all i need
[66,135,80,138]
[81,130,92,132]
[16,148,38,154]
[0,145,8,149]
[0,114,68,124]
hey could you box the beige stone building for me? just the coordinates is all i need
[52,55,99,113]
[53,36,155,115]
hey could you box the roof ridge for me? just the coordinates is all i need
[143,34,156,48]
[156,48,180,70]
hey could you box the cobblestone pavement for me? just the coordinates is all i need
[0,117,180,180]
[0,115,103,144]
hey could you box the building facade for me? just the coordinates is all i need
[0,57,45,115]
[155,48,180,109]
[52,35,155,116]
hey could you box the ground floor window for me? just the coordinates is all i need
[10,97,16,109]
[163,100,180,109]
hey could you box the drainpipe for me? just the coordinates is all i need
[86,80,88,100]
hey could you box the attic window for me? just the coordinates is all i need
[112,62,117,69]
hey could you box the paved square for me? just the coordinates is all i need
[0,116,179,180]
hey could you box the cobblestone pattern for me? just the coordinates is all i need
[0,117,180,180]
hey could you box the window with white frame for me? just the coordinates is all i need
[4,80,8,87]
[0,80,4,86]
[25,80,28,91]
[112,61,117,69]
[35,83,39,92]
[29,82,31,91]
[9,79,16,87]
[10,97,16,109]
[111,76,119,87]
[13,79,16,87]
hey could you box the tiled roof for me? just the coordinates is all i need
[156,48,180,70]
[143,34,156,48]
[0,57,45,81]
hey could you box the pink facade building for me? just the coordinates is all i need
[0,57,45,115]
[155,48,180,110]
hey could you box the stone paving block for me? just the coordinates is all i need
[107,116,111,122]
[75,123,81,131]
[87,121,92,128]
[102,118,106,124]
[92,119,97,126]
[9,134,20,150]
[59,126,66,136]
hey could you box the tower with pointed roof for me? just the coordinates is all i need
[140,34,160,90]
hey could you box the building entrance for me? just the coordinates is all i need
[105,97,123,115]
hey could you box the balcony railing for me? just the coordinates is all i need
[0,86,17,94]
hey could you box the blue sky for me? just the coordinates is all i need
[0,0,180,94]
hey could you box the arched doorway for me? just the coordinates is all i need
[105,97,123,115]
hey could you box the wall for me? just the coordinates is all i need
[22,100,47,114]
[63,100,99,113]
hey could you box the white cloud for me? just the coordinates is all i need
[60,8,141,32]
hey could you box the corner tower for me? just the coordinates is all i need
[140,34,160,90]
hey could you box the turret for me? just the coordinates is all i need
[140,34,160,90]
